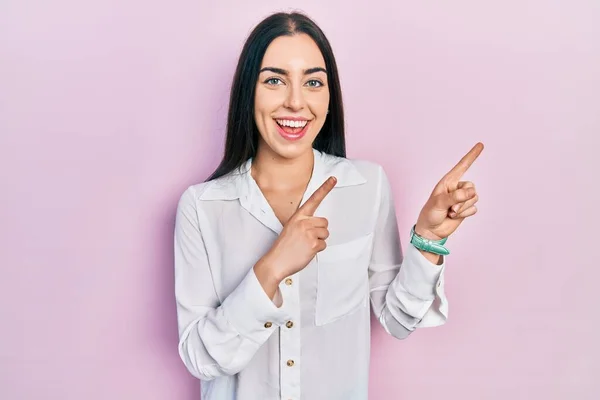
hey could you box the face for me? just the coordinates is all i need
[254,33,330,160]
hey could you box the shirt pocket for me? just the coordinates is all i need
[314,232,374,326]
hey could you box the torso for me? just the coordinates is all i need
[178,150,426,400]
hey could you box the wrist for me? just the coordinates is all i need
[254,255,283,286]
[414,224,443,241]
[411,223,449,259]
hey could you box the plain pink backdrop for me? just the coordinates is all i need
[1,1,598,399]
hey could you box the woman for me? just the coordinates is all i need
[174,11,483,400]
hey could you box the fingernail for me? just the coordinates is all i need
[451,204,459,213]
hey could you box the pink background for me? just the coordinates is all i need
[1,1,598,399]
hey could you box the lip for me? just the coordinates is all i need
[274,118,311,141]
[274,116,310,121]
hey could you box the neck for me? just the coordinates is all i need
[251,146,314,191]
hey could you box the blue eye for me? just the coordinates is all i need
[265,78,283,85]
[306,80,323,87]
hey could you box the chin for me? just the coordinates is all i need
[271,141,311,160]
[264,134,315,160]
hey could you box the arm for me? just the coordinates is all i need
[368,167,449,340]
[174,186,290,380]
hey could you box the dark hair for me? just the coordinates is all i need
[206,12,346,181]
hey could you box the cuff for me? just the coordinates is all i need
[394,244,445,301]
[221,268,290,344]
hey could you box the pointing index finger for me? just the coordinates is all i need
[298,176,337,216]
[447,142,484,179]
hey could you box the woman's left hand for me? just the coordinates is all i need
[415,142,484,241]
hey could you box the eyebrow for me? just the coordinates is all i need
[259,67,327,75]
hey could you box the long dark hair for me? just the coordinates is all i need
[206,12,346,181]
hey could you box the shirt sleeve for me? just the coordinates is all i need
[174,186,291,380]
[368,166,449,339]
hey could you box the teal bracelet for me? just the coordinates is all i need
[409,224,450,256]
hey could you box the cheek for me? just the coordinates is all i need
[253,88,281,138]
[253,87,267,116]
[254,86,284,114]
[308,91,330,115]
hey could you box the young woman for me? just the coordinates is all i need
[174,11,483,400]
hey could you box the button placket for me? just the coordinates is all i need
[279,273,301,400]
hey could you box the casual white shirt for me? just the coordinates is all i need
[174,148,448,400]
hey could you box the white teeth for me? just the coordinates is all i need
[276,119,308,128]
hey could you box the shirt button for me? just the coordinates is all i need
[286,359,295,367]
[264,322,272,328]
[286,321,294,328]
[285,278,293,286]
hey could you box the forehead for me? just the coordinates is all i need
[260,33,326,70]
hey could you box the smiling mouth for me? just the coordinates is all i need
[274,118,311,141]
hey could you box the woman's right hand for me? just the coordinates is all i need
[254,176,337,295]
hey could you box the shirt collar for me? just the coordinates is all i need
[200,148,366,201]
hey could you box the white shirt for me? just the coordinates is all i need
[174,149,448,400]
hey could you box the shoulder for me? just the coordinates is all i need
[348,158,387,182]
[178,172,243,207]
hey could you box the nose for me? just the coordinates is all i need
[283,83,305,111]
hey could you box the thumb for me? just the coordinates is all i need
[439,187,476,209]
